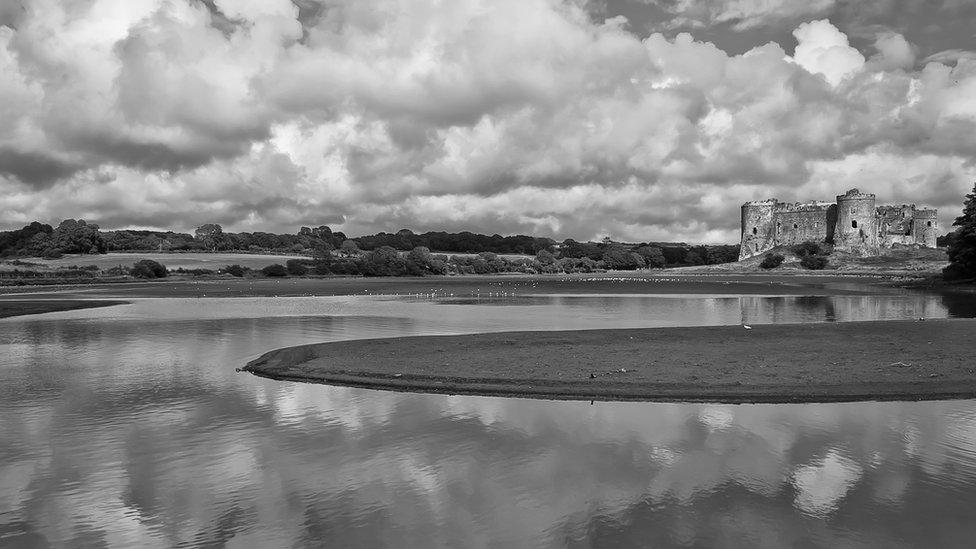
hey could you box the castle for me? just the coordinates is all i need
[739,189,938,260]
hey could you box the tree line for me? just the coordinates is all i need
[0,220,740,270]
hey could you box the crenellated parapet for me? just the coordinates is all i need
[738,188,938,260]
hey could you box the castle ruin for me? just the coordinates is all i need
[739,188,938,260]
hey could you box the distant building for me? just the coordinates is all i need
[739,188,938,260]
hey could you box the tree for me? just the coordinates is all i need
[130,259,168,279]
[50,219,106,255]
[340,239,360,256]
[285,258,310,275]
[945,183,976,281]
[601,245,642,270]
[361,246,408,276]
[634,246,666,268]
[194,224,223,251]
[536,249,556,265]
[406,246,434,269]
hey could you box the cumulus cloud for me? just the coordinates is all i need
[870,32,916,70]
[792,19,865,86]
[1,0,975,242]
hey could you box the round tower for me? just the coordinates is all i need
[739,200,778,260]
[912,209,938,248]
[834,188,878,256]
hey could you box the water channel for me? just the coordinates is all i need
[2,285,976,547]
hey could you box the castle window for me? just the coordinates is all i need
[752,227,757,235]
[927,221,932,227]
[793,223,798,229]
[852,220,858,229]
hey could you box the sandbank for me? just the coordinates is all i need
[0,300,129,319]
[243,319,976,403]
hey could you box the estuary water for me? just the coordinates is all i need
[2,287,976,547]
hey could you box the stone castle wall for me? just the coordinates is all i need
[739,189,938,260]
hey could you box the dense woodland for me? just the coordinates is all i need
[0,220,741,274]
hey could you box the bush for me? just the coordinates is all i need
[223,264,248,277]
[285,258,310,276]
[130,259,168,279]
[792,241,825,258]
[759,253,785,269]
[173,268,215,276]
[942,262,973,281]
[261,264,288,277]
[799,255,828,270]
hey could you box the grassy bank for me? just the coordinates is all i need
[243,319,976,403]
[0,300,129,319]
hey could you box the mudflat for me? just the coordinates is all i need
[243,319,976,403]
[0,300,129,319]
[0,272,909,299]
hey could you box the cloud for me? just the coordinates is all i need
[792,19,865,86]
[923,49,976,65]
[1,1,975,242]
[0,148,81,188]
[648,0,837,31]
[870,32,916,70]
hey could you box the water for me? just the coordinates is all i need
[2,288,976,547]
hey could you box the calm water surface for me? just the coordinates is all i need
[2,288,976,547]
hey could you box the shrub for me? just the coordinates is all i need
[261,264,288,277]
[799,255,828,270]
[223,264,248,277]
[130,259,168,279]
[792,241,824,258]
[173,268,215,276]
[285,258,310,276]
[759,253,785,269]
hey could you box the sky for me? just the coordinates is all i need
[1,0,975,243]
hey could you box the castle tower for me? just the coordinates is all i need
[834,188,879,256]
[739,199,777,260]
[912,209,938,248]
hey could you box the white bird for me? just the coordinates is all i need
[743,325,752,330]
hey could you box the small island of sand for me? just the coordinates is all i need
[242,319,976,404]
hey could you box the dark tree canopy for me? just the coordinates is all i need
[944,183,976,281]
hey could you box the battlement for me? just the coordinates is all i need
[739,188,937,260]
[775,201,834,213]
[837,188,875,200]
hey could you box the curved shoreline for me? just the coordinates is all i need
[243,319,976,404]
[0,299,130,319]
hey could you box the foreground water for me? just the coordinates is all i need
[2,288,976,547]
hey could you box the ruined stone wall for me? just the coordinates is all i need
[913,209,938,248]
[737,189,937,260]
[834,189,879,256]
[771,203,835,247]
[739,200,777,260]
[878,205,916,248]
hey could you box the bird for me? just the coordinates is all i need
[743,325,752,330]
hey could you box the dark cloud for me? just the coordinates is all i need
[0,148,80,188]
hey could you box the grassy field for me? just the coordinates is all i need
[674,246,949,275]
[1,252,306,271]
